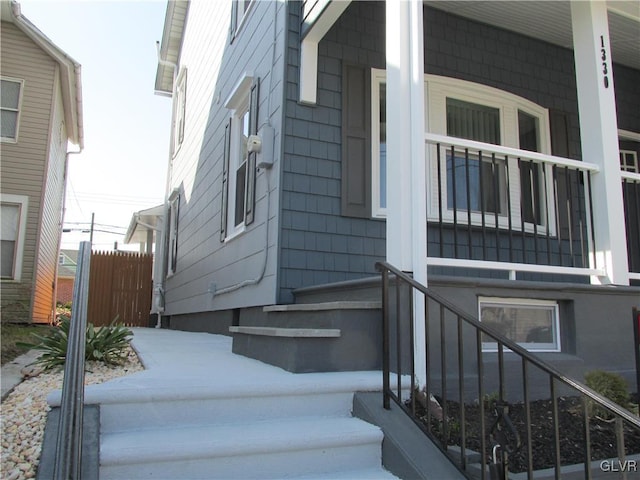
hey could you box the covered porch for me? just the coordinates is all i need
[300,0,640,287]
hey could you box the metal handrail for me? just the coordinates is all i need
[377,260,640,479]
[54,241,91,480]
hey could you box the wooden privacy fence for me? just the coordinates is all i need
[87,251,153,327]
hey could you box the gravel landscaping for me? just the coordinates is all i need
[1,347,142,480]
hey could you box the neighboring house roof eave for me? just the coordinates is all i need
[125,204,164,244]
[155,0,189,95]
[4,1,84,148]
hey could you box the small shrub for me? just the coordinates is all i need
[584,370,630,420]
[17,317,133,371]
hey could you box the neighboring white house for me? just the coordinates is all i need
[0,0,83,324]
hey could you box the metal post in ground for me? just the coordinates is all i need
[54,241,91,480]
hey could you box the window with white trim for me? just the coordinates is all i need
[371,69,387,217]
[620,150,638,174]
[225,92,250,238]
[372,72,553,231]
[479,297,560,352]
[230,0,252,39]
[221,74,259,241]
[1,77,24,142]
[172,69,187,155]
[1,194,28,281]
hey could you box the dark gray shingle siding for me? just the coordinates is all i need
[278,2,639,302]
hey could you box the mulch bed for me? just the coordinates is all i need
[410,395,640,473]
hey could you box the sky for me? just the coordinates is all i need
[18,0,173,252]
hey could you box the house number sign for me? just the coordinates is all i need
[600,35,610,89]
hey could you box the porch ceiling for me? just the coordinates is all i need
[426,0,640,70]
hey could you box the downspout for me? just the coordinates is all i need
[154,41,178,322]
[55,146,83,323]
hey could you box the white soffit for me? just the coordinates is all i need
[426,0,639,70]
[155,0,189,95]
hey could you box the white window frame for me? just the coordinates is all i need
[224,74,253,240]
[1,77,24,143]
[620,150,639,173]
[172,69,187,157]
[372,72,555,234]
[1,194,28,281]
[478,297,561,352]
[231,0,254,40]
[167,190,180,277]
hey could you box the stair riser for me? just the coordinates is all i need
[100,442,383,479]
[100,391,356,433]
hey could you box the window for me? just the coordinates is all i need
[371,70,387,217]
[230,0,252,39]
[167,191,180,276]
[221,74,259,241]
[445,98,507,215]
[620,150,638,173]
[371,73,552,230]
[1,77,23,142]
[479,297,560,352]
[172,69,187,155]
[1,194,28,281]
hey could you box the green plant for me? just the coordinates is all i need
[84,320,133,364]
[584,369,630,420]
[482,391,500,411]
[17,317,133,371]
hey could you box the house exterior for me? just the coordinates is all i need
[0,0,84,323]
[56,249,77,304]
[154,1,639,384]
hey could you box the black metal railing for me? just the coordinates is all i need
[54,241,91,480]
[377,261,640,480]
[426,135,599,279]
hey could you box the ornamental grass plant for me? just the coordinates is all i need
[17,316,133,371]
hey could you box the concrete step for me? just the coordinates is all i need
[73,371,382,434]
[292,277,381,304]
[233,300,383,372]
[290,467,398,479]
[100,417,387,479]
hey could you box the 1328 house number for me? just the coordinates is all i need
[600,35,610,88]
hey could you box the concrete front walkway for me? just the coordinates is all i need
[61,327,386,404]
[47,327,395,479]
[1,349,41,400]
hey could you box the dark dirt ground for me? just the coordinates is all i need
[411,395,640,474]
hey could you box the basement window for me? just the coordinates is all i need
[479,297,560,352]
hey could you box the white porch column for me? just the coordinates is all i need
[386,0,427,383]
[571,1,629,285]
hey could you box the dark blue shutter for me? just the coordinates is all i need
[220,119,231,241]
[245,78,259,226]
[341,64,371,218]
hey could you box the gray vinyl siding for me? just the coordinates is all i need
[278,2,640,301]
[0,22,58,323]
[162,1,286,315]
